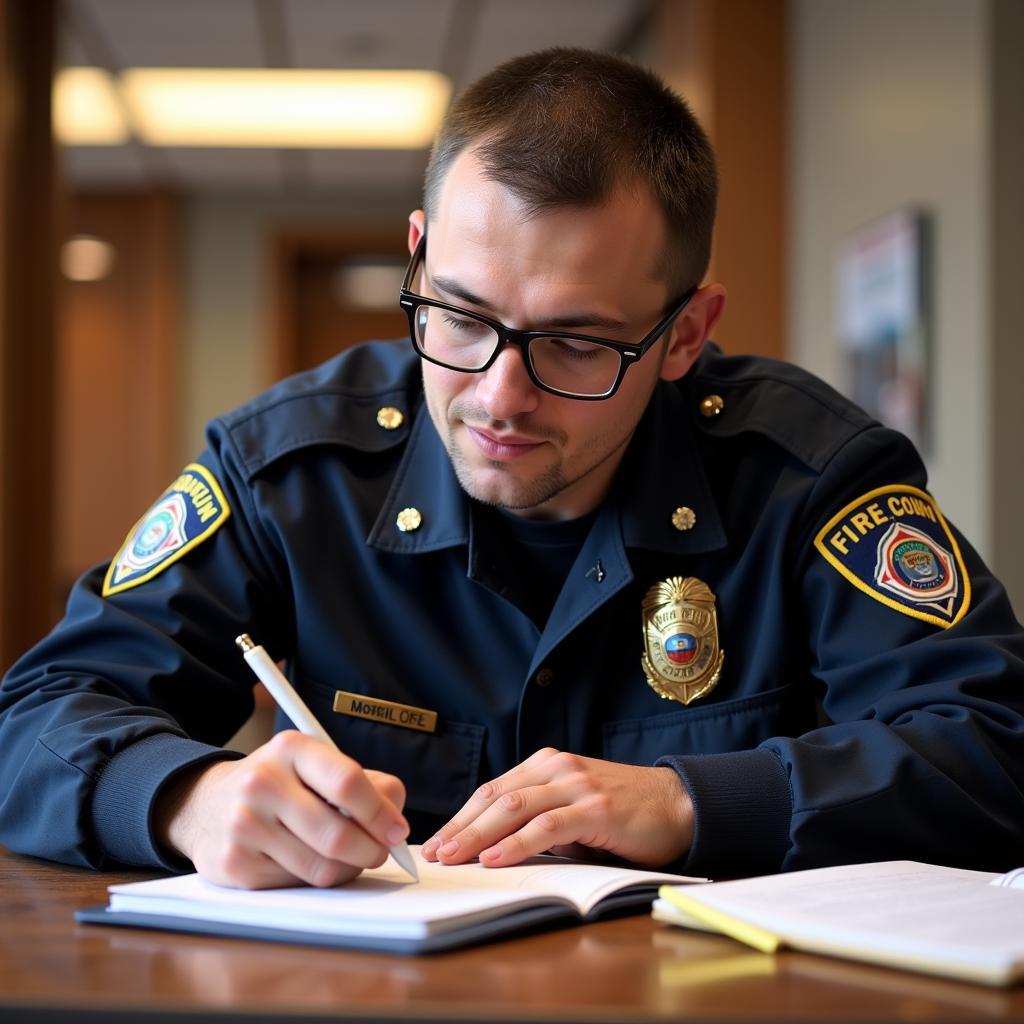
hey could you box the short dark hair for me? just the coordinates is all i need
[423,47,718,292]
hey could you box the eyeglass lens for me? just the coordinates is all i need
[413,305,621,397]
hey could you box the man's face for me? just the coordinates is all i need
[409,148,685,521]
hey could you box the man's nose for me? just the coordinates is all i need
[475,344,541,420]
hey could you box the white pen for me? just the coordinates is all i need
[235,633,418,881]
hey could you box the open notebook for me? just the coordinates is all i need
[77,847,702,954]
[654,860,1024,987]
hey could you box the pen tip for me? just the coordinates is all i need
[391,844,419,881]
[235,634,254,653]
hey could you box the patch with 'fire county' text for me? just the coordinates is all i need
[813,484,970,629]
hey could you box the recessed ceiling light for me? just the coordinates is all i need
[53,67,129,145]
[333,258,407,310]
[119,68,451,148]
[61,235,117,282]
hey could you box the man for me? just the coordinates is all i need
[1,49,1022,888]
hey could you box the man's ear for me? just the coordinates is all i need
[408,210,426,255]
[660,283,728,382]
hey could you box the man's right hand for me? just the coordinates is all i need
[154,730,409,889]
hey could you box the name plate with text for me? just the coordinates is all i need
[332,691,438,733]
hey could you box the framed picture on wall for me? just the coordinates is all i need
[836,208,931,453]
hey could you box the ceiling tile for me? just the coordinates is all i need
[306,148,427,193]
[59,25,91,68]
[69,0,264,68]
[159,148,285,188]
[285,0,457,69]
[462,0,641,84]
[59,145,151,188]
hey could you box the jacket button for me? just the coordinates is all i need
[395,507,422,532]
[699,394,725,417]
[671,506,696,531]
[535,667,555,687]
[377,406,405,430]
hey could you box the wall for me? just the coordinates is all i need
[989,0,1024,616]
[789,0,1007,597]
[180,189,417,462]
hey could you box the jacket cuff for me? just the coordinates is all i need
[656,748,792,878]
[91,732,241,870]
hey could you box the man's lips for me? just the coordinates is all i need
[465,425,545,460]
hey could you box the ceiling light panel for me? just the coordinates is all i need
[54,67,129,144]
[120,68,451,148]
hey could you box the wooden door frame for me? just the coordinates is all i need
[270,229,409,381]
[0,0,57,667]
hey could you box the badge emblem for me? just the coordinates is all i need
[119,493,189,575]
[642,576,724,705]
[875,521,959,615]
[103,463,231,597]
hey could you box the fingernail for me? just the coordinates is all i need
[386,823,408,845]
[421,836,440,857]
[481,845,502,862]
[439,840,460,857]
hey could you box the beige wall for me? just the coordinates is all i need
[790,0,1022,614]
[990,0,1024,618]
[180,190,415,461]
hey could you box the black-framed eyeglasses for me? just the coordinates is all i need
[399,237,696,401]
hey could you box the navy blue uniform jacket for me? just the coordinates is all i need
[2,340,1022,876]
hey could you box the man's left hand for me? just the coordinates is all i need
[420,748,693,869]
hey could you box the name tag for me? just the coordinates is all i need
[332,691,438,734]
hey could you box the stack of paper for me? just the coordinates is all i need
[654,860,1024,987]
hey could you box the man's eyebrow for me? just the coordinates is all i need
[430,274,629,333]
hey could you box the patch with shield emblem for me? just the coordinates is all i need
[813,484,970,629]
[641,576,724,706]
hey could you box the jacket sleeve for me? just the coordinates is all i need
[0,425,288,869]
[663,425,1024,877]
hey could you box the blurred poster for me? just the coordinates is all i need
[836,209,931,452]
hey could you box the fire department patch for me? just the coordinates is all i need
[813,484,970,628]
[103,463,231,597]
[641,576,724,705]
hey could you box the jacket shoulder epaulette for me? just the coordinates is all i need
[214,340,422,480]
[686,345,877,473]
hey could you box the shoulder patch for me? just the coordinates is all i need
[813,484,970,628]
[103,464,231,597]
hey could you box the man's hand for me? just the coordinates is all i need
[154,730,409,889]
[420,748,693,869]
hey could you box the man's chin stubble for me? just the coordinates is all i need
[448,446,569,511]
[446,427,632,513]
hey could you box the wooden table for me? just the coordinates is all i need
[2,846,1022,1023]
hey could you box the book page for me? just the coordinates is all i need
[990,866,1024,889]
[667,861,1024,965]
[108,847,700,936]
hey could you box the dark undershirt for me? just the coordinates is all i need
[476,505,598,630]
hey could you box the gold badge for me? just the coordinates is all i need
[641,576,724,705]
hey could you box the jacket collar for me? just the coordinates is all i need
[367,379,726,557]
[367,398,470,553]
[613,378,727,555]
